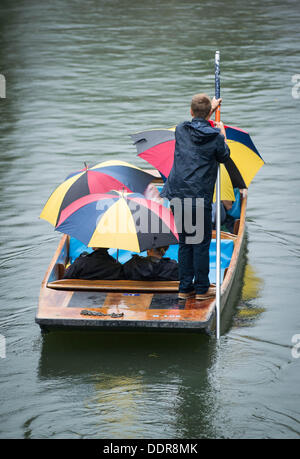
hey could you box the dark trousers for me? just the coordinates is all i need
[175,204,212,294]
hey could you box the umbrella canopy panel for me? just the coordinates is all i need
[55,191,178,253]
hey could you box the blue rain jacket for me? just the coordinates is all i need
[160,118,230,208]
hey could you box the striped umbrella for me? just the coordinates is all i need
[40,160,155,226]
[131,123,264,201]
[55,191,178,252]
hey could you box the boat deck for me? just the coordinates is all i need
[38,287,215,331]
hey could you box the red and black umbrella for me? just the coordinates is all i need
[131,123,264,195]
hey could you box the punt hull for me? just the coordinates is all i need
[36,188,247,334]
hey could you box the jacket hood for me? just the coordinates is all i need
[183,118,220,145]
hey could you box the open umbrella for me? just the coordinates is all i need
[40,160,155,226]
[131,52,264,339]
[131,120,264,201]
[55,190,178,252]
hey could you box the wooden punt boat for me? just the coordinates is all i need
[36,171,247,334]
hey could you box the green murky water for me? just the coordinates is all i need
[0,0,300,439]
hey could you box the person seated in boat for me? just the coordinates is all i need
[212,200,232,230]
[63,247,124,280]
[123,246,178,281]
[212,188,241,233]
[144,183,164,204]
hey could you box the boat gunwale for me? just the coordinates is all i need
[205,188,247,325]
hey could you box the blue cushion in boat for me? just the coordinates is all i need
[227,188,241,219]
[69,237,93,264]
[69,237,234,284]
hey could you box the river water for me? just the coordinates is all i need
[0,0,299,439]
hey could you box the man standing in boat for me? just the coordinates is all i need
[160,94,230,300]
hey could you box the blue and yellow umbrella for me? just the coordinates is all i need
[55,191,179,252]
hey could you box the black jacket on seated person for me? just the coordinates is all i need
[63,248,124,280]
[123,255,178,281]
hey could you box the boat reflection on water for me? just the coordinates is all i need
[38,331,217,438]
[234,263,265,327]
[219,232,264,333]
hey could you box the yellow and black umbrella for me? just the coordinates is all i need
[40,160,155,226]
[55,191,178,252]
[131,123,264,201]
